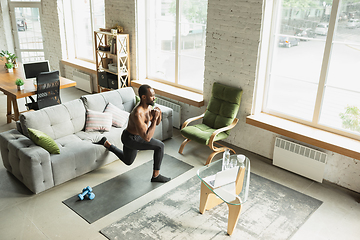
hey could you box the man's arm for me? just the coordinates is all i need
[153,107,161,125]
[134,110,159,142]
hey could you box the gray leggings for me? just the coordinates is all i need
[108,130,164,170]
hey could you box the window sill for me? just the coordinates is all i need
[61,59,96,74]
[131,79,204,107]
[246,113,360,160]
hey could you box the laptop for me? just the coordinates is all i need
[204,166,239,189]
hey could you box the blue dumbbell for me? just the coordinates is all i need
[78,186,95,200]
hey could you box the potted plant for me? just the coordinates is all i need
[0,50,18,68]
[5,62,14,72]
[15,78,24,91]
[10,54,18,68]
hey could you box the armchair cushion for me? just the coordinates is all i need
[180,123,229,145]
[203,82,243,131]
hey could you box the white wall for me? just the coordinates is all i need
[1,0,358,193]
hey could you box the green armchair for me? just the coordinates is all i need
[179,82,243,165]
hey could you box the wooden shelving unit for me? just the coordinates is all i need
[94,31,130,92]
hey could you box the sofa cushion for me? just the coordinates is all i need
[51,128,124,186]
[20,99,86,140]
[85,109,112,132]
[104,102,130,128]
[28,128,60,154]
[51,134,102,186]
[81,87,136,113]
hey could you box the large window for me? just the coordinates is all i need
[145,0,207,93]
[63,0,105,62]
[263,0,360,139]
[9,1,44,63]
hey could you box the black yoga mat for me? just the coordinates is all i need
[62,154,193,223]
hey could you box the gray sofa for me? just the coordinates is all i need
[0,87,173,194]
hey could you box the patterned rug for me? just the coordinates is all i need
[101,173,322,240]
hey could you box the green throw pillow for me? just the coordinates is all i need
[135,96,157,105]
[135,95,140,105]
[28,128,60,154]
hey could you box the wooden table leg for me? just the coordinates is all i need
[199,182,243,236]
[226,196,242,235]
[11,96,20,121]
[6,95,12,123]
[199,182,223,214]
[6,95,20,123]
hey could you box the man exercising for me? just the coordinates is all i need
[95,84,170,183]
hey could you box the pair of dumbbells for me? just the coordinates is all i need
[78,186,95,201]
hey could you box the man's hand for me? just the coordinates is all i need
[152,107,162,125]
[152,107,161,119]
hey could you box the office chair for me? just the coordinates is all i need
[26,70,61,110]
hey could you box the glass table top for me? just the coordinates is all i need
[197,154,250,205]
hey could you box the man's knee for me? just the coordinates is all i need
[157,140,165,151]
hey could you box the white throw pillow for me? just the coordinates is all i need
[85,109,112,132]
[104,102,130,128]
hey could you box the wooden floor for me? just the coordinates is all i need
[0,87,359,240]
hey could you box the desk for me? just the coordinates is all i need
[0,60,76,123]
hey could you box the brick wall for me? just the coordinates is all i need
[40,0,63,71]
[202,0,275,156]
[105,0,137,80]
[0,0,14,52]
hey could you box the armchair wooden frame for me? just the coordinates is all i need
[178,112,239,165]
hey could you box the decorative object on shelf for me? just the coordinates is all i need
[120,66,126,73]
[5,62,14,72]
[110,37,116,54]
[111,29,117,35]
[101,58,113,69]
[108,63,117,73]
[15,78,24,90]
[98,45,110,51]
[112,24,124,33]
[0,50,17,68]
[99,28,111,32]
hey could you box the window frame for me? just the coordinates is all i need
[9,1,44,63]
[141,0,207,94]
[258,0,360,141]
[62,0,104,63]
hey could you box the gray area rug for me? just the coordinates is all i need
[63,154,193,223]
[101,173,322,240]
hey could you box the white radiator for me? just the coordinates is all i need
[273,137,327,183]
[156,98,181,129]
[73,70,92,93]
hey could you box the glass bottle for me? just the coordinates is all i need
[222,149,230,170]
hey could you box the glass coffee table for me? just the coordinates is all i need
[197,154,250,235]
